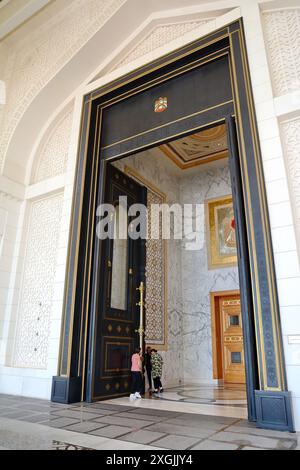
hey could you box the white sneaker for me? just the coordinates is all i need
[135,392,142,399]
[129,394,136,401]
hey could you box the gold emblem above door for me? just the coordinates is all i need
[154,97,168,113]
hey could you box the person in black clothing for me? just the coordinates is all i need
[144,346,153,391]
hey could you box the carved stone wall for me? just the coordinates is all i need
[13,193,63,369]
[0,0,124,171]
[280,117,300,252]
[113,20,214,70]
[262,9,300,96]
[0,206,8,258]
[33,107,74,183]
[145,190,166,346]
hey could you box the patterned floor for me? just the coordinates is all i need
[153,383,247,407]
[0,391,299,450]
[107,383,248,420]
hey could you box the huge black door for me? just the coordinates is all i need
[89,164,146,401]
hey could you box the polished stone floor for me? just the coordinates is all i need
[151,384,247,406]
[108,383,248,420]
[0,392,299,450]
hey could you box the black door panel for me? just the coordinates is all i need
[91,164,146,400]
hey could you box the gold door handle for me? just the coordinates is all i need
[136,282,145,293]
[136,282,145,350]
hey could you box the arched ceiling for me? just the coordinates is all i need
[1,0,236,184]
[0,0,52,40]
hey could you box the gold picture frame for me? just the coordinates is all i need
[206,195,238,269]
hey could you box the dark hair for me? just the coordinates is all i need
[151,349,157,353]
[134,347,141,354]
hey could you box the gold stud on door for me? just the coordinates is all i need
[135,281,145,351]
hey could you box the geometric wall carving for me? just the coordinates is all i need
[122,165,168,348]
[33,107,74,183]
[113,20,214,71]
[13,193,63,369]
[280,117,300,257]
[262,9,300,96]
[0,0,124,171]
[145,189,167,347]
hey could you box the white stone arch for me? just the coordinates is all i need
[1,0,234,184]
[30,103,74,185]
[0,100,77,396]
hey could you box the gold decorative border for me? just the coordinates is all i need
[228,23,285,391]
[57,99,94,378]
[160,145,228,170]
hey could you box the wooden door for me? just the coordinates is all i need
[220,294,246,384]
[90,164,146,400]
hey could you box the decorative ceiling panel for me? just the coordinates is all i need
[159,123,228,169]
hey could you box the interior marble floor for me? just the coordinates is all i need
[108,384,248,420]
[153,383,247,406]
[0,392,298,451]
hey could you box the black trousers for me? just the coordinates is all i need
[146,367,152,388]
[131,371,143,394]
[153,377,162,390]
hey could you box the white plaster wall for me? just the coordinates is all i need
[0,193,23,367]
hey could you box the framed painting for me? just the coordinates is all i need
[206,196,237,269]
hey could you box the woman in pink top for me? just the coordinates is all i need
[130,347,143,400]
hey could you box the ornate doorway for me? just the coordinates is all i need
[52,19,294,432]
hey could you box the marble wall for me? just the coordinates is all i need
[114,150,239,387]
[180,165,239,384]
